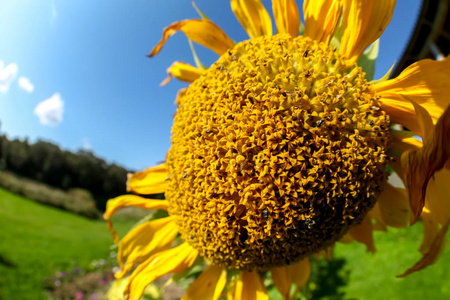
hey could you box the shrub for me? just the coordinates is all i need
[0,171,100,219]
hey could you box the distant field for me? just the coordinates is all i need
[0,188,136,300]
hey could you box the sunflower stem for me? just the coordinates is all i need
[188,39,207,70]
[192,1,208,20]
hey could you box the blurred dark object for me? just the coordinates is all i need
[392,0,450,77]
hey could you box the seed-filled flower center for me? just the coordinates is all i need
[166,34,390,270]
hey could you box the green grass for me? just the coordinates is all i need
[1,185,450,300]
[331,224,450,300]
[0,188,135,300]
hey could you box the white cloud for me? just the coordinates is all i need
[81,138,91,151]
[18,76,34,93]
[0,61,18,93]
[34,93,64,126]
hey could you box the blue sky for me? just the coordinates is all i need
[0,0,422,171]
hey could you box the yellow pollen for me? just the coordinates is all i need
[165,34,390,270]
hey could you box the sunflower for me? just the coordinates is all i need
[105,0,450,299]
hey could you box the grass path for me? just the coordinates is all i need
[0,188,134,300]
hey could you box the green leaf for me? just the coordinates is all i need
[170,258,204,288]
[357,39,379,81]
[267,284,284,300]
[330,15,343,51]
[299,20,304,36]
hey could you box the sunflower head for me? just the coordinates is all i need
[166,33,390,270]
[105,1,450,299]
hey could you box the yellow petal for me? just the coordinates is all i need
[127,163,169,195]
[271,258,310,300]
[339,232,354,243]
[103,195,169,243]
[175,87,188,105]
[116,216,178,279]
[373,57,450,135]
[420,205,439,254]
[390,134,422,154]
[389,158,406,184]
[367,202,388,231]
[401,106,450,224]
[397,221,449,277]
[149,19,234,57]
[234,270,268,300]
[426,167,450,226]
[372,218,388,232]
[270,266,290,300]
[183,264,227,300]
[407,96,434,141]
[376,183,410,228]
[161,61,205,86]
[303,0,342,44]
[340,0,395,65]
[231,0,272,39]
[288,259,311,288]
[314,245,334,260]
[124,242,199,300]
[348,214,376,253]
[272,0,300,37]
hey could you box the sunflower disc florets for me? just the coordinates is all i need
[166,34,390,270]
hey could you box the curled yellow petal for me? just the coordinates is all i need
[183,264,227,300]
[161,61,205,86]
[271,258,310,300]
[127,163,169,195]
[348,214,376,253]
[339,232,354,243]
[420,205,439,255]
[234,270,268,300]
[149,19,234,57]
[116,216,178,279]
[401,106,450,224]
[340,0,395,65]
[103,195,169,243]
[377,183,410,228]
[426,167,450,226]
[303,0,342,44]
[407,96,434,141]
[231,0,272,39]
[272,0,300,37]
[124,242,199,300]
[397,221,449,277]
[374,57,450,135]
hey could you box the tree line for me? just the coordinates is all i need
[0,135,129,210]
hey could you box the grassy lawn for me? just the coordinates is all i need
[332,224,450,300]
[0,188,135,300]
[1,185,449,300]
